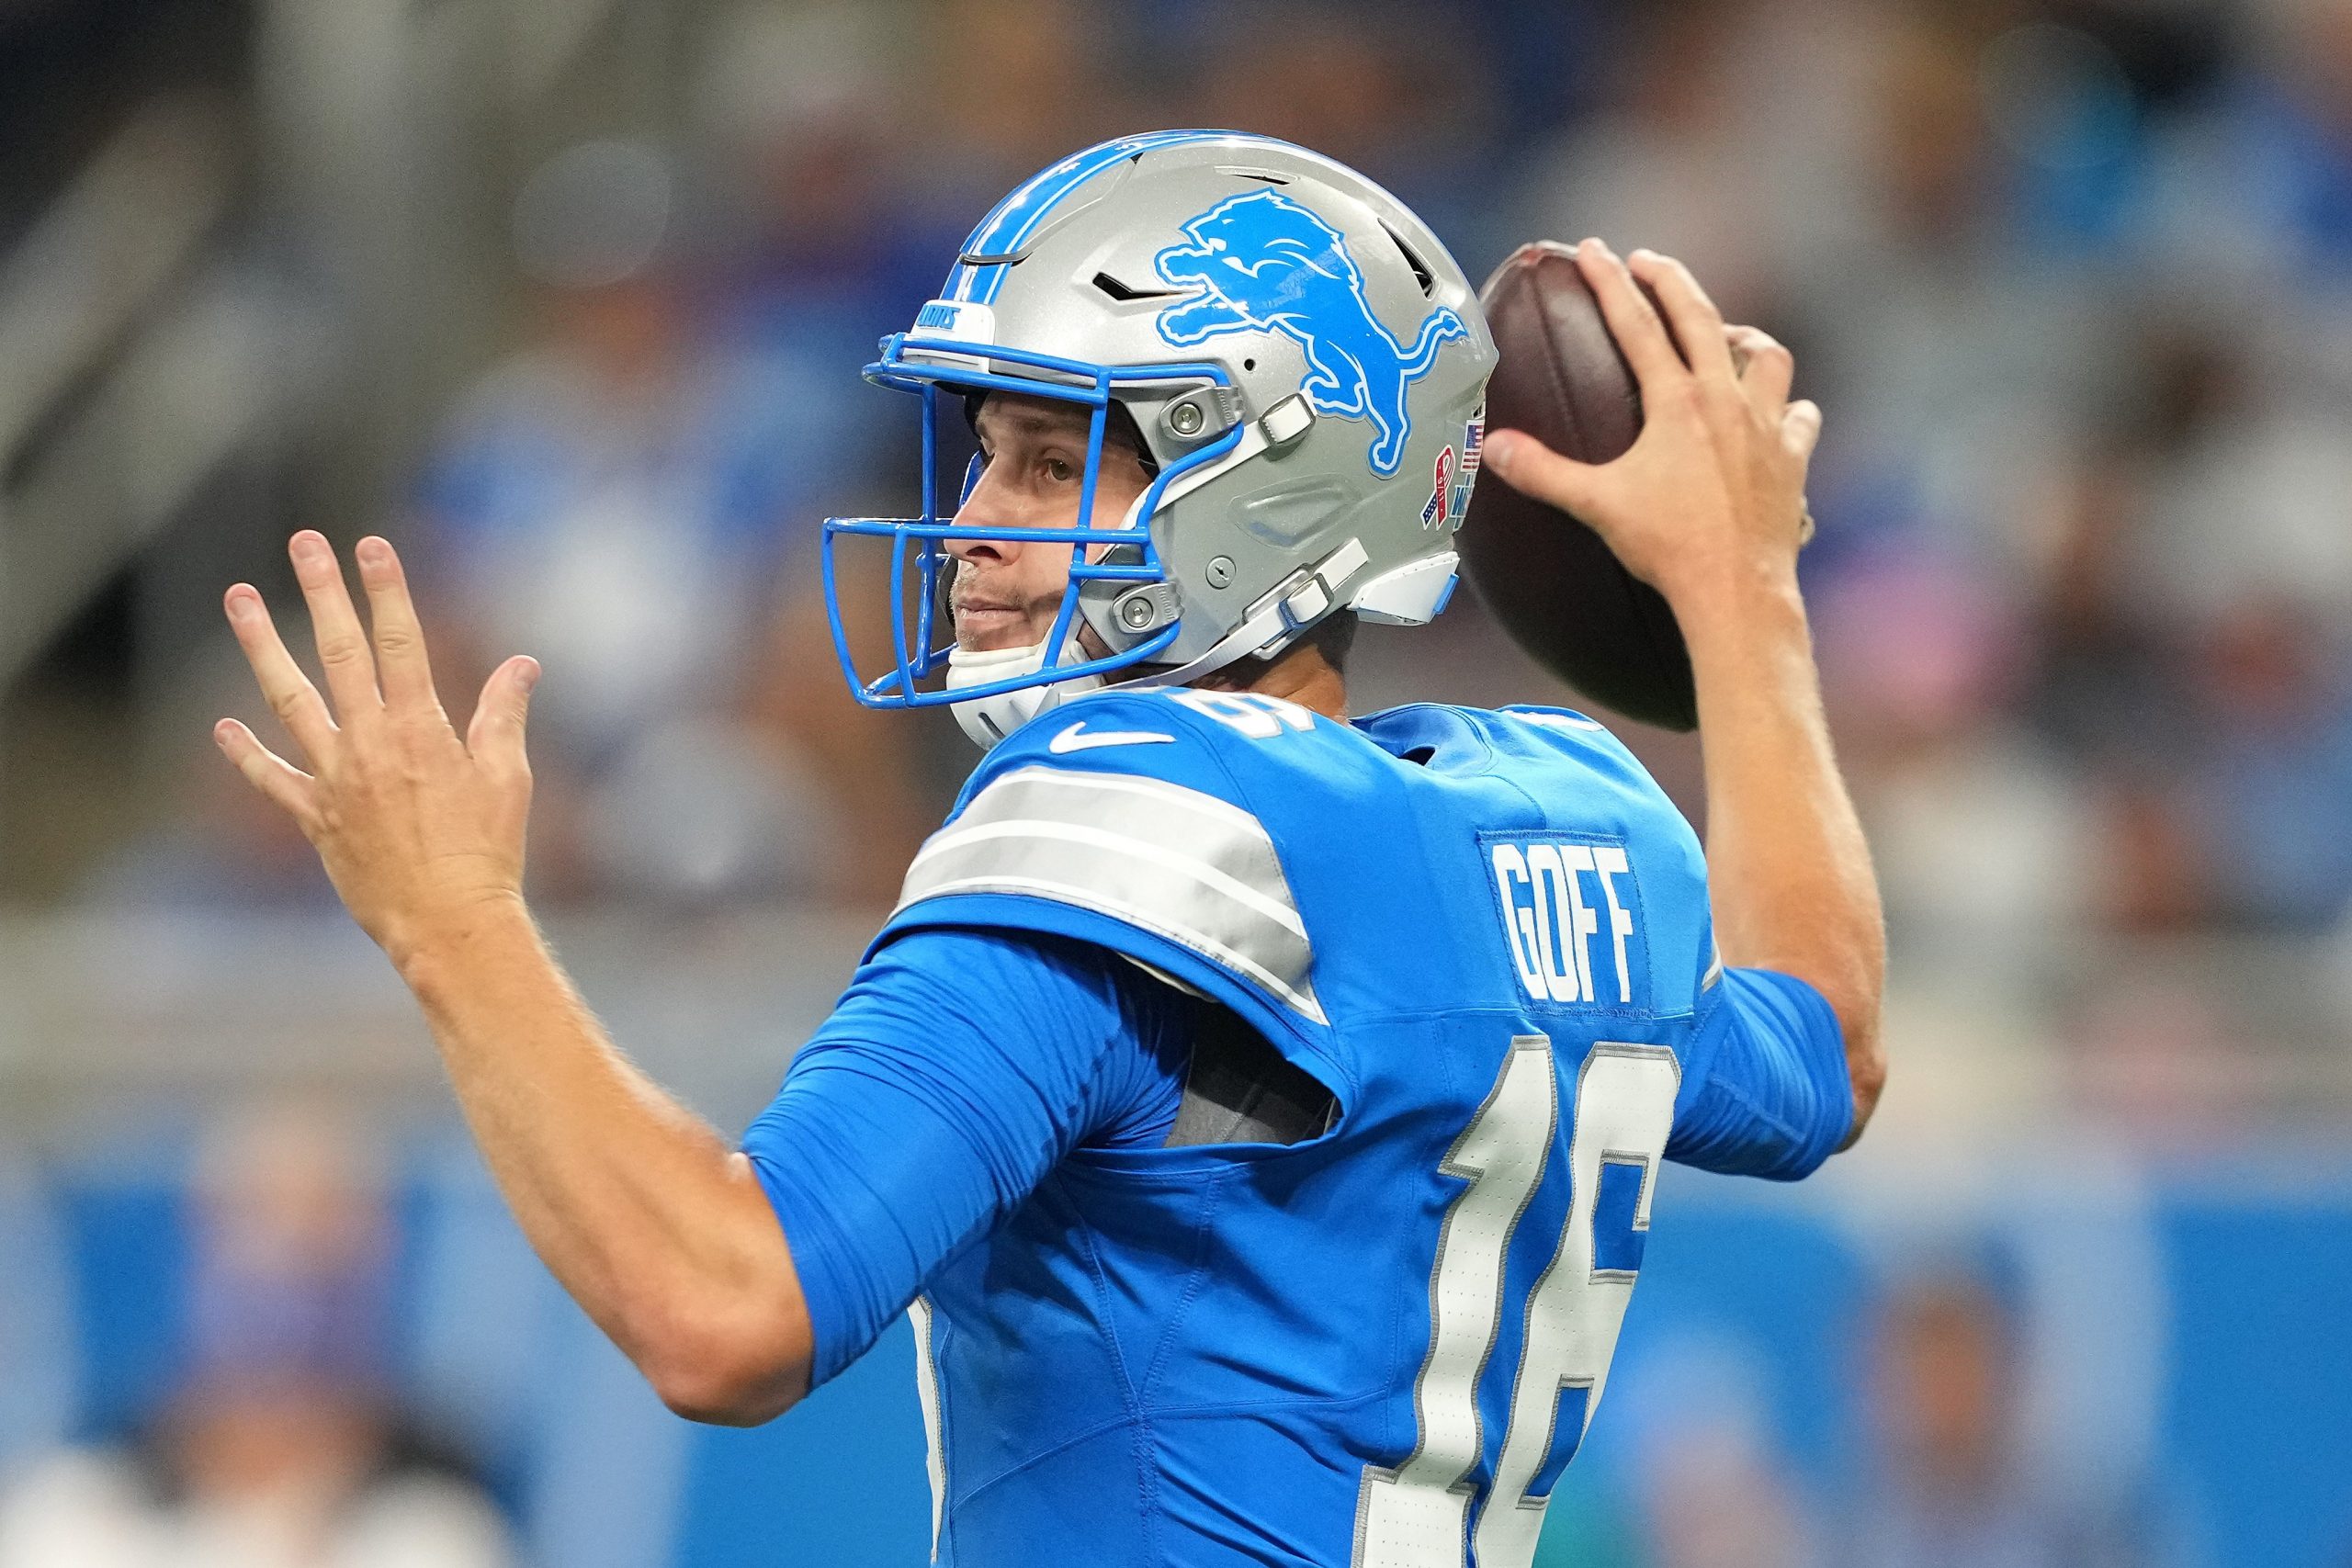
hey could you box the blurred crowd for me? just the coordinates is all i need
[6,0,2352,1563]
[31,0,2352,1007]
[0,1102,520,1568]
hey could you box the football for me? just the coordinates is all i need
[1460,241,1698,732]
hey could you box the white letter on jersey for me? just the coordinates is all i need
[1555,845,1601,1004]
[1524,846,1598,1004]
[1592,847,1635,1005]
[1521,847,1574,1003]
[1490,845,1546,1001]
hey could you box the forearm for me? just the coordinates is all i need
[394,898,809,1417]
[1474,242,1881,1134]
[1680,568,1886,1129]
[215,533,808,1418]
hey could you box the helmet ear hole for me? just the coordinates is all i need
[1104,400,1161,478]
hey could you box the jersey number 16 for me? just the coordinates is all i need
[1355,1035,1679,1568]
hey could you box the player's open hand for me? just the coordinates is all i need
[1482,238,1819,616]
[216,531,537,967]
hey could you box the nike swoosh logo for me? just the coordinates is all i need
[1048,721,1177,753]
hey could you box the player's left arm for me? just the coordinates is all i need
[1484,241,1886,1147]
[217,532,811,1425]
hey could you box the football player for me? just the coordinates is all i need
[216,132,1883,1567]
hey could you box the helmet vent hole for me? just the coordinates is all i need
[1243,358,1256,371]
[1093,270,1182,303]
[1382,221,1436,296]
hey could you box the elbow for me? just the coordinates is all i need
[652,1374,799,1428]
[632,1295,812,1427]
[1836,1004,1887,1151]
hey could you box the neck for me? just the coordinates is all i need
[1196,639,1348,721]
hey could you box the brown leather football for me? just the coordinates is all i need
[1461,241,1697,731]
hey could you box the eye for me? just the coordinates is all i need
[1043,457,1076,484]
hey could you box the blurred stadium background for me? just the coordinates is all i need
[2,0,2350,1562]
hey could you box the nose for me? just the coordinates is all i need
[944,457,1015,565]
[943,512,1011,565]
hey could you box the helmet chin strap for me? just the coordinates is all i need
[944,627,1104,749]
[943,565,1344,750]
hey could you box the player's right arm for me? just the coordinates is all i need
[1482,238,1887,1146]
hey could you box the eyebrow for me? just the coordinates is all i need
[974,404,1092,444]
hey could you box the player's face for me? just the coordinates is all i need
[946,393,1154,652]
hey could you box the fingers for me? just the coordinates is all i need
[1482,428,1600,518]
[1784,398,1824,461]
[1626,250,1736,382]
[354,536,441,716]
[1573,240,1687,395]
[466,656,539,776]
[1787,395,1823,544]
[1725,324,1795,410]
[213,717,321,826]
[288,531,382,725]
[223,584,339,765]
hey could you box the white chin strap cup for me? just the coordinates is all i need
[944,633,1103,750]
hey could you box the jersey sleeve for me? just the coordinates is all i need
[877,688,1340,1086]
[741,926,1187,1389]
[1667,964,1855,1180]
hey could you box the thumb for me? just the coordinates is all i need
[467,655,538,770]
[1483,428,1600,517]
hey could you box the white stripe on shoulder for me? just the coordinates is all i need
[910,818,1307,938]
[904,871,1326,1022]
[897,766,1322,1022]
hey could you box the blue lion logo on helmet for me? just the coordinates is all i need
[1153,188,1467,478]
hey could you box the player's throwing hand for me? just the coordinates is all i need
[1482,238,1820,616]
[215,531,539,967]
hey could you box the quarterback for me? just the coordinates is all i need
[216,133,1883,1566]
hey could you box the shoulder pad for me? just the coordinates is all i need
[894,688,1324,1022]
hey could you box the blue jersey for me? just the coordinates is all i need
[746,688,1850,1567]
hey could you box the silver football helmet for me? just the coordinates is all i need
[821,130,1498,746]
